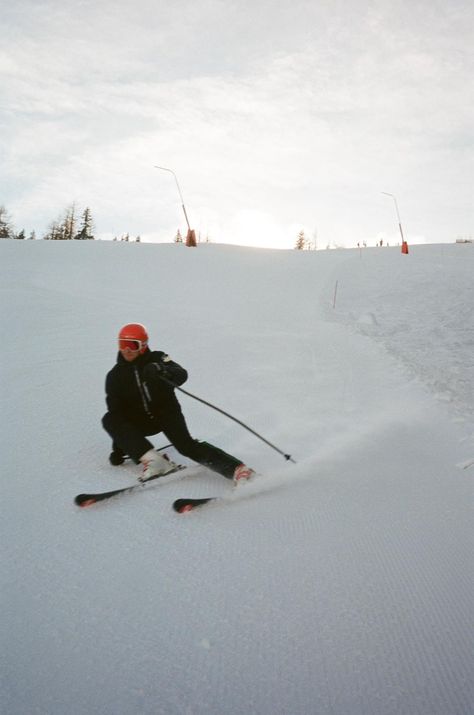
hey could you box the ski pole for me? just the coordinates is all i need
[160,376,295,463]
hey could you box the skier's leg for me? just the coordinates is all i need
[109,441,126,465]
[102,412,154,463]
[162,411,242,480]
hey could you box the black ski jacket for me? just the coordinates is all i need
[105,349,188,432]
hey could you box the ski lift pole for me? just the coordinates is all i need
[155,165,191,231]
[382,191,408,251]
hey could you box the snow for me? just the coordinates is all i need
[1,239,473,715]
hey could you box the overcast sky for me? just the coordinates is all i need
[1,0,473,248]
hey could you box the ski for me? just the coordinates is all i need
[173,497,219,513]
[75,465,187,508]
[173,473,265,513]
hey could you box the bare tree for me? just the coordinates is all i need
[0,206,14,239]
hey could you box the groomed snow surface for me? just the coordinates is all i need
[1,240,473,715]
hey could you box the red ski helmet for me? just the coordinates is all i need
[118,323,148,353]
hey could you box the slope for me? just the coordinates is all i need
[1,240,472,715]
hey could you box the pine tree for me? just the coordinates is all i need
[174,229,183,243]
[295,230,306,250]
[74,207,95,240]
[15,229,26,240]
[28,231,36,240]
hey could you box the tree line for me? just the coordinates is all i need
[2,204,320,248]
[0,204,95,241]
[0,204,191,243]
[43,204,95,240]
[0,205,36,240]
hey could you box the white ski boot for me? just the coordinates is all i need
[139,449,179,482]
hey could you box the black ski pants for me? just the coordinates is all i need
[102,408,241,480]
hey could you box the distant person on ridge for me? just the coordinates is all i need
[102,323,255,484]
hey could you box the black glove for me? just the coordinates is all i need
[143,361,169,383]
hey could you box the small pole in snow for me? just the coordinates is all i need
[333,280,339,309]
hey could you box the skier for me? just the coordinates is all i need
[102,323,255,484]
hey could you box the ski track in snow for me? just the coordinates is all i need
[1,241,473,715]
[332,245,474,425]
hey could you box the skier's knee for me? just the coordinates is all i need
[172,437,201,459]
[102,411,120,436]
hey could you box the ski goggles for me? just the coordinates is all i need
[118,338,146,351]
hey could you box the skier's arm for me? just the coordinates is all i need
[145,352,188,387]
[105,373,127,414]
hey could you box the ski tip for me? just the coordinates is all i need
[173,497,216,513]
[173,499,193,513]
[177,503,194,513]
[75,494,97,508]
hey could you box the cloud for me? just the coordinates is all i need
[1,0,473,246]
